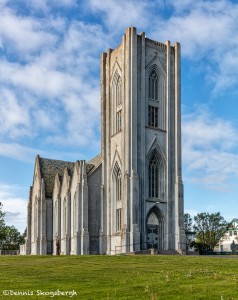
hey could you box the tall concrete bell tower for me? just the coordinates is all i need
[100,27,185,254]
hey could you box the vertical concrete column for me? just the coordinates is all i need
[130,27,138,174]
[72,182,80,255]
[121,33,127,253]
[77,163,83,254]
[56,195,61,254]
[105,49,112,254]
[66,190,71,255]
[82,161,89,254]
[99,184,104,254]
[26,188,32,254]
[74,161,89,255]
[165,41,171,250]
[130,27,138,252]
[174,42,185,250]
[70,187,74,255]
[100,52,107,254]
[101,52,107,174]
[140,32,146,249]
[40,180,47,254]
[36,196,40,254]
[124,27,139,252]
[174,43,182,181]
[125,27,132,251]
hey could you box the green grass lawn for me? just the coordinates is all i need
[0,255,238,299]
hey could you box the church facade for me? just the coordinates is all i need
[21,27,185,255]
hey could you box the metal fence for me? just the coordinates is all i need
[0,250,19,255]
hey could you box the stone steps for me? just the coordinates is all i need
[158,250,182,255]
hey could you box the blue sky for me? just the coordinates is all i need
[0,0,237,233]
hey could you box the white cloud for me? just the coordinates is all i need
[28,0,77,11]
[184,209,199,218]
[0,3,105,152]
[0,0,237,165]
[0,88,31,139]
[154,0,238,94]
[182,111,238,191]
[0,6,58,54]
[86,0,152,31]
[85,0,238,95]
[0,143,40,162]
[0,183,27,233]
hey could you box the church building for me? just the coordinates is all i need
[21,27,185,255]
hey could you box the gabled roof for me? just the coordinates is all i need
[36,153,102,198]
[39,157,74,198]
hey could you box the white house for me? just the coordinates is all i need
[215,219,238,253]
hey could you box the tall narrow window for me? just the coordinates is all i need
[149,154,159,198]
[54,201,58,236]
[114,164,122,232]
[116,208,122,232]
[149,70,158,100]
[116,110,122,132]
[73,195,77,232]
[63,198,67,236]
[116,77,122,105]
[116,169,122,202]
[33,198,38,239]
[112,71,122,134]
[148,105,158,127]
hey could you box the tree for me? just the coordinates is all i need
[193,212,229,253]
[0,225,25,250]
[0,202,6,241]
[184,213,193,232]
[0,202,25,250]
[0,202,5,226]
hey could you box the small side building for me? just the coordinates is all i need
[214,219,238,253]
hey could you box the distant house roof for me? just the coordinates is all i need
[185,231,196,235]
[39,157,74,198]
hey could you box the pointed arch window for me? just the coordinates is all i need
[149,154,159,198]
[149,70,158,100]
[148,150,166,200]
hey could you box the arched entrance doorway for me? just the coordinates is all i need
[146,207,164,250]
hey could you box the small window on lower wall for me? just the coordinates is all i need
[116,208,122,231]
[148,105,158,128]
[116,110,122,132]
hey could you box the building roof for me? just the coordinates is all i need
[39,157,74,198]
[87,153,101,167]
[38,154,102,198]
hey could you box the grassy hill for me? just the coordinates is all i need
[0,255,238,299]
